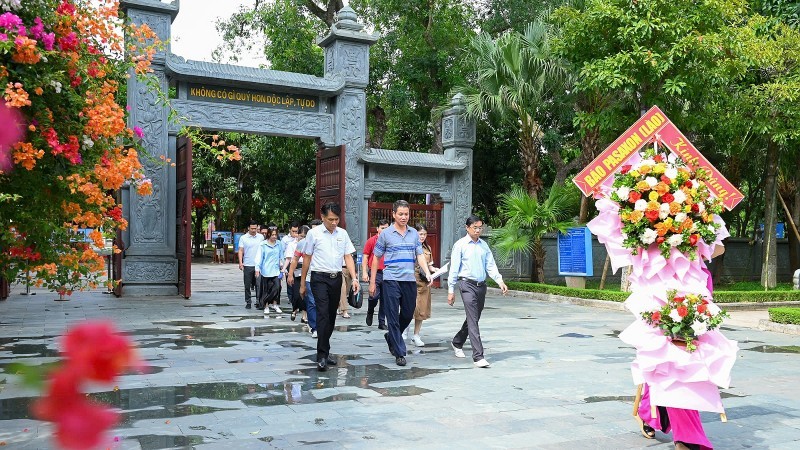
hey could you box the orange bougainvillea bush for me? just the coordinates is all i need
[0,0,161,292]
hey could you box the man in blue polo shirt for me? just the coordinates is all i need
[369,200,433,366]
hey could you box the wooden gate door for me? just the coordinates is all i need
[0,276,8,300]
[315,145,346,227]
[112,231,123,297]
[176,136,192,298]
[367,202,444,286]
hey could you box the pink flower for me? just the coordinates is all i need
[56,0,77,17]
[0,33,7,42]
[133,126,144,139]
[30,17,45,40]
[0,12,23,31]
[0,100,26,173]
[61,321,140,382]
[42,32,55,51]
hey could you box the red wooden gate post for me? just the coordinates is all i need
[315,145,347,226]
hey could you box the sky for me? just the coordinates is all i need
[169,0,266,68]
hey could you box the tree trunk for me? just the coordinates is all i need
[578,126,600,223]
[791,183,800,273]
[532,240,545,283]
[520,122,542,201]
[761,140,779,288]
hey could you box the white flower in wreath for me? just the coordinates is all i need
[707,224,716,234]
[665,167,678,180]
[691,321,708,336]
[669,309,683,323]
[641,228,658,245]
[675,212,687,224]
[697,202,705,213]
[645,176,658,187]
[659,203,671,220]
[640,159,655,167]
[634,199,648,211]
[667,153,679,164]
[672,190,687,204]
[668,234,684,247]
[616,186,631,201]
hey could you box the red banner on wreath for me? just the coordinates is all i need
[573,106,743,210]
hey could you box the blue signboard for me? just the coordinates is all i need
[557,227,594,277]
[233,232,245,251]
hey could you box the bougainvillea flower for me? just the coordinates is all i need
[52,396,118,450]
[0,100,26,172]
[61,321,140,382]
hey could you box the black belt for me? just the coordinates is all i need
[458,277,486,287]
[312,271,341,279]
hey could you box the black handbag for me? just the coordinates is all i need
[347,285,363,309]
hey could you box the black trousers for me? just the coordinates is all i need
[243,266,256,305]
[257,276,281,309]
[291,275,305,311]
[310,271,342,359]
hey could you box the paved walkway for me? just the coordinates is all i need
[1,260,798,449]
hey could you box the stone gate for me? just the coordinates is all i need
[119,0,474,296]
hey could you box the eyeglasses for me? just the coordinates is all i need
[469,226,483,231]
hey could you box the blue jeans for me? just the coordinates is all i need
[305,280,317,332]
[382,279,417,357]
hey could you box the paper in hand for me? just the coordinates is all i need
[428,263,449,281]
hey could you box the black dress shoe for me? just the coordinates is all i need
[365,308,374,326]
[378,323,388,330]
[384,333,397,357]
[326,356,337,366]
[245,304,252,309]
[395,356,406,366]
[317,357,327,372]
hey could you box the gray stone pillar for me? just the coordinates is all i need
[318,7,378,251]
[121,0,180,295]
[441,93,476,260]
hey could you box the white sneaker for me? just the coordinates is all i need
[451,342,465,358]
[412,335,425,347]
[401,329,408,340]
[272,305,283,313]
[311,330,317,338]
[474,359,490,368]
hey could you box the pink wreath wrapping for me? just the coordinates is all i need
[588,197,737,413]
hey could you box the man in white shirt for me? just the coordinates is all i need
[300,203,360,372]
[446,214,508,368]
[238,220,264,309]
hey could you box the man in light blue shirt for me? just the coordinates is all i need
[447,214,508,368]
[370,200,433,367]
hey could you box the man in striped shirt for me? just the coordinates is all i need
[370,200,433,366]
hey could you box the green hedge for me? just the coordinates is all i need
[768,307,800,325]
[491,280,800,304]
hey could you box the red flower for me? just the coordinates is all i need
[108,206,123,222]
[645,209,659,221]
[691,203,700,213]
[31,369,82,422]
[56,0,77,17]
[654,154,663,163]
[689,234,699,246]
[661,193,674,204]
[656,236,665,244]
[628,191,642,202]
[61,321,140,382]
[620,165,632,174]
[673,296,685,303]
[684,181,693,188]
[697,304,707,314]
[58,32,79,52]
[651,311,661,322]
[54,398,118,450]
[661,175,671,184]
[677,305,688,317]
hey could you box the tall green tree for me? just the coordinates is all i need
[456,21,569,200]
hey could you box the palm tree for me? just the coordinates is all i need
[492,184,579,283]
[456,21,568,201]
